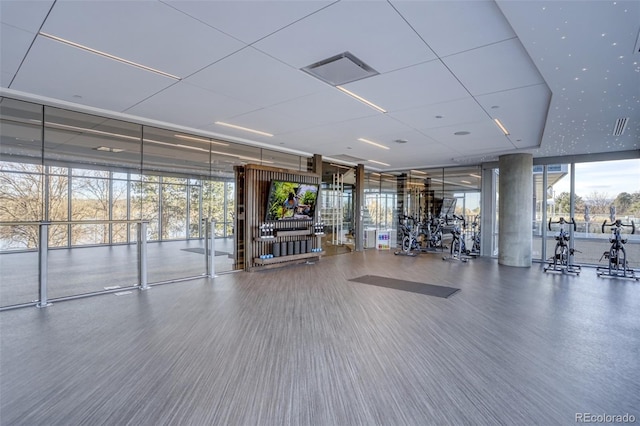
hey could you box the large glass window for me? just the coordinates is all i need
[47,167,69,247]
[71,169,110,245]
[0,163,43,250]
[161,177,187,240]
[112,177,129,244]
[532,159,639,268]
[574,160,639,267]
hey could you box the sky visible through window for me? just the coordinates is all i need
[551,159,639,198]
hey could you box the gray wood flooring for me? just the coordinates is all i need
[1,250,638,425]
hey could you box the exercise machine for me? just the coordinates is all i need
[421,215,445,251]
[443,215,472,262]
[544,217,581,275]
[596,219,638,280]
[468,215,481,256]
[394,214,420,256]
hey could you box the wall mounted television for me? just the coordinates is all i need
[265,180,319,221]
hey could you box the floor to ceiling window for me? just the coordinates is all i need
[533,159,639,268]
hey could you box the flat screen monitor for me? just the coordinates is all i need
[265,180,319,221]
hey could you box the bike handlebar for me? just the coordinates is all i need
[602,219,636,234]
[548,217,576,231]
[452,214,466,228]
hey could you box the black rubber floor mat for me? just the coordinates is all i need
[349,275,460,298]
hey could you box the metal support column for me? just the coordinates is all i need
[36,222,52,308]
[138,221,149,290]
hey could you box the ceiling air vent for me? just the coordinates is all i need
[613,117,628,136]
[301,52,379,86]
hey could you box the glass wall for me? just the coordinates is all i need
[364,172,397,248]
[0,96,306,308]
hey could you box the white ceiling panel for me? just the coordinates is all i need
[164,0,334,45]
[0,24,34,87]
[389,97,488,131]
[209,108,296,141]
[344,60,471,112]
[12,36,178,113]
[476,84,551,149]
[390,0,516,57]
[2,0,638,171]
[185,47,327,108]
[0,0,54,33]
[443,38,545,96]
[266,87,379,129]
[40,0,245,78]
[253,0,436,73]
[424,120,512,153]
[284,113,416,144]
[126,81,259,130]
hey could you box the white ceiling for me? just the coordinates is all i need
[1,0,638,171]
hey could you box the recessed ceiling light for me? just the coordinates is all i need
[454,131,470,136]
[214,122,273,137]
[94,146,124,153]
[469,174,481,178]
[336,86,386,113]
[461,180,471,184]
[39,32,180,80]
[175,134,228,146]
[411,170,427,175]
[368,159,390,166]
[358,138,389,150]
[493,118,510,135]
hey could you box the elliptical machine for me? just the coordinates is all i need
[544,217,581,275]
[596,219,638,280]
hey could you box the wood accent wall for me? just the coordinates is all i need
[236,164,322,271]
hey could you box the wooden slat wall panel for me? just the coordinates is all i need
[242,164,320,271]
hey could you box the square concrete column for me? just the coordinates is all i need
[499,153,533,267]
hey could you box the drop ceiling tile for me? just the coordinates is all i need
[443,38,544,96]
[344,60,470,113]
[254,1,436,73]
[266,87,379,129]
[11,37,177,112]
[391,0,516,57]
[1,23,34,87]
[40,0,244,78]
[423,120,512,153]
[210,108,296,140]
[186,47,327,108]
[477,84,551,149]
[0,0,54,33]
[389,97,488,131]
[126,81,259,130]
[165,0,334,44]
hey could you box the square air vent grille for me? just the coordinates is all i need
[301,52,379,86]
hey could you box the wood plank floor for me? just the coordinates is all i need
[1,251,638,425]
